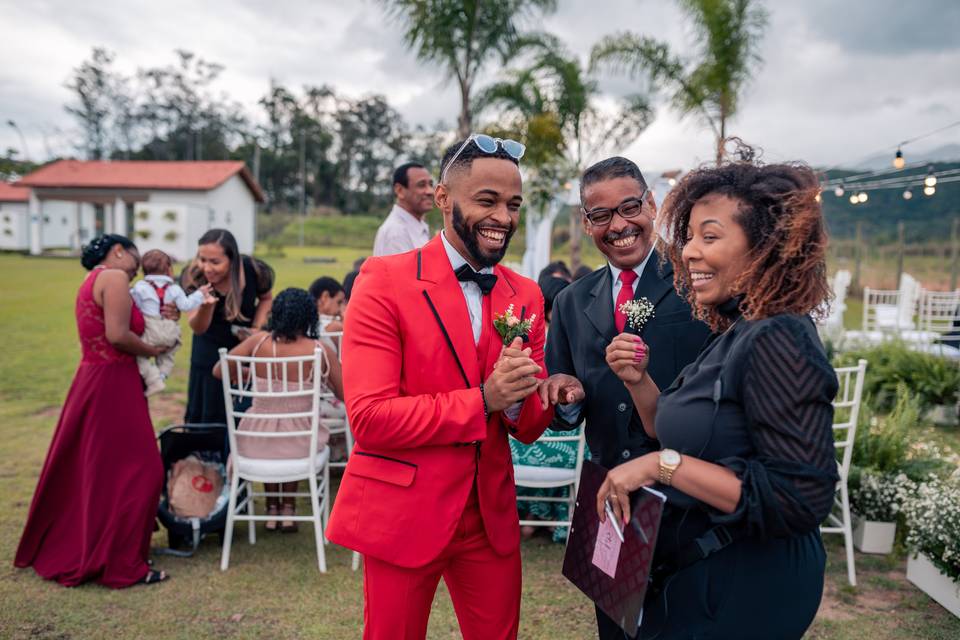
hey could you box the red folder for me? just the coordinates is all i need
[562,460,666,637]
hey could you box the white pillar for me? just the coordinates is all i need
[114,197,127,236]
[29,191,42,255]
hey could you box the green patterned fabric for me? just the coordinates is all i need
[510,428,588,543]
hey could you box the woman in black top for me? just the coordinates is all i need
[598,161,837,639]
[182,229,274,424]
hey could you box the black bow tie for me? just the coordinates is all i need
[455,264,498,295]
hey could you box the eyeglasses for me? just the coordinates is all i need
[582,189,650,227]
[440,133,526,183]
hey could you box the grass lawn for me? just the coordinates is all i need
[1,251,959,639]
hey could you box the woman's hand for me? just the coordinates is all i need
[605,333,649,386]
[596,452,659,525]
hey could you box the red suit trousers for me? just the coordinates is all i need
[361,489,521,640]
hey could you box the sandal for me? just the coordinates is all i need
[139,569,169,585]
[280,504,298,533]
[265,504,279,532]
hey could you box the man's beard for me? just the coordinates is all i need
[452,202,515,268]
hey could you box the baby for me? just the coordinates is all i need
[131,249,213,396]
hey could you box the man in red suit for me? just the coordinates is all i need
[327,135,582,640]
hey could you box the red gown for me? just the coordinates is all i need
[15,267,163,588]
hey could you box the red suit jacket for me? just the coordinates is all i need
[326,235,554,568]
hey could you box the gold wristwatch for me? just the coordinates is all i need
[658,449,682,486]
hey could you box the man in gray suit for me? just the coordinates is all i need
[542,156,710,639]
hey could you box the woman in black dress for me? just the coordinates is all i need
[182,229,274,424]
[598,161,837,639]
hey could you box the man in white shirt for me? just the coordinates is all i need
[372,162,435,256]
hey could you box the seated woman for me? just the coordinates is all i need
[215,288,344,532]
[597,160,838,639]
[308,276,346,341]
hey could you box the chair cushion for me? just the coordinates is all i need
[235,447,330,480]
[513,464,577,486]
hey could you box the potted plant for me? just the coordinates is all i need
[905,476,960,618]
[850,470,915,554]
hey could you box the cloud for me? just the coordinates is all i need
[1,0,958,170]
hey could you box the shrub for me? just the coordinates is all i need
[851,385,916,473]
[835,342,960,410]
[850,470,916,522]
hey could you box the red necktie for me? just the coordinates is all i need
[614,269,638,333]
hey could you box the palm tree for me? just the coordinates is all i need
[477,38,653,270]
[377,0,558,138]
[591,0,767,164]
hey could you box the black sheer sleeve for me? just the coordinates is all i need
[712,316,839,539]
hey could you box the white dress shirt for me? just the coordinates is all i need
[372,204,431,257]
[607,244,656,308]
[130,275,206,317]
[556,245,656,424]
[440,230,494,345]
[440,231,522,420]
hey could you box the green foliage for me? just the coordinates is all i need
[836,342,960,411]
[591,0,768,162]
[378,0,559,136]
[851,385,915,473]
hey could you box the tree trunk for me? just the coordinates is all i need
[716,115,726,165]
[458,83,472,139]
[569,206,582,272]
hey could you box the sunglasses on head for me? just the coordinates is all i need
[440,133,526,183]
[582,188,651,227]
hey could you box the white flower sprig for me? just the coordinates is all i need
[851,470,917,522]
[904,473,960,581]
[618,297,656,331]
[493,303,537,346]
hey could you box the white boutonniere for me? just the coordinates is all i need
[618,297,656,331]
[493,303,537,345]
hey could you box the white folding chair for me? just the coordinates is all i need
[903,289,960,359]
[218,347,332,572]
[845,288,902,346]
[818,270,851,343]
[319,330,354,471]
[821,358,867,586]
[318,328,362,571]
[512,426,587,531]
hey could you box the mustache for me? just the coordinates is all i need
[603,226,642,243]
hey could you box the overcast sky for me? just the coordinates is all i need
[2,0,959,172]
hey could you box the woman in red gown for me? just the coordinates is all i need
[15,234,168,587]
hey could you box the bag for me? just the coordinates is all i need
[167,455,224,518]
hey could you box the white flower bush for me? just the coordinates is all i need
[851,470,917,522]
[905,475,960,582]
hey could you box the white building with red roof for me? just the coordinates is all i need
[0,182,31,250]
[15,160,265,259]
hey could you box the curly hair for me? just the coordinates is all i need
[659,161,830,331]
[265,288,319,342]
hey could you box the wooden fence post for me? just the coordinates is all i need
[951,217,959,291]
[896,220,905,287]
[853,220,863,292]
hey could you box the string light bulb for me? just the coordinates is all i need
[834,184,845,197]
[893,148,905,169]
[924,168,937,188]
[902,189,913,200]
[857,192,868,203]
[849,194,859,205]
[815,191,822,203]
[924,185,936,197]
